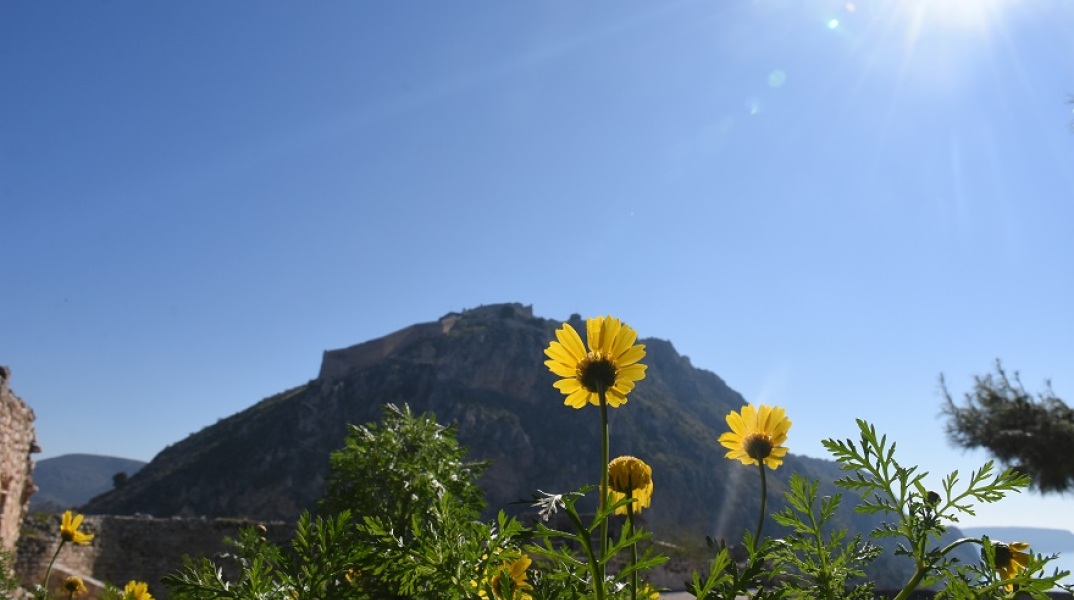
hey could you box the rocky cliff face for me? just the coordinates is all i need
[80,304,845,540]
[0,366,39,554]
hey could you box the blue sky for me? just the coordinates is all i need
[3,1,1073,536]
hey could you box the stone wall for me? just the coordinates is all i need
[16,514,291,599]
[0,365,38,555]
[318,320,448,380]
[318,303,534,380]
[13,512,702,598]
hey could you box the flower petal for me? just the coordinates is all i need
[553,379,582,393]
[616,344,646,367]
[555,324,587,361]
[586,317,603,354]
[544,359,578,379]
[611,324,638,358]
[605,388,628,407]
[543,342,577,365]
[564,388,590,409]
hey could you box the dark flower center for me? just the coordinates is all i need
[992,543,1012,569]
[744,434,774,461]
[578,353,617,394]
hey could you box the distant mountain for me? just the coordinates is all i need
[80,304,790,533]
[959,527,1074,552]
[31,454,146,512]
[80,303,977,585]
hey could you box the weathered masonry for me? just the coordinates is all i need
[0,365,39,555]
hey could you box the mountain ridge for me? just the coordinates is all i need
[79,302,975,581]
[31,453,146,512]
[958,527,1074,551]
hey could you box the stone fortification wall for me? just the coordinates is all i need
[0,365,38,555]
[13,513,703,598]
[16,514,291,599]
[318,320,448,380]
[317,303,534,380]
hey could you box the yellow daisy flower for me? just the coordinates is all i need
[718,404,791,470]
[608,456,653,515]
[991,541,1031,591]
[544,315,647,408]
[345,568,362,586]
[62,576,87,597]
[60,510,95,545]
[481,554,533,600]
[638,583,661,599]
[122,580,154,600]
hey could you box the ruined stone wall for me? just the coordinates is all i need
[0,365,38,555]
[317,303,534,380]
[318,320,449,379]
[16,514,291,599]
[12,513,704,599]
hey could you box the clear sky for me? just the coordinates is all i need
[3,1,1073,536]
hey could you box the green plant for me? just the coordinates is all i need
[769,473,880,599]
[158,314,1073,600]
[321,403,487,536]
[164,511,362,600]
[0,550,19,600]
[942,360,1074,492]
[686,417,1072,600]
[527,487,667,600]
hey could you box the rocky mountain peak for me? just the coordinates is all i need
[80,304,870,546]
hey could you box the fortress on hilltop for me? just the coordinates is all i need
[318,303,534,380]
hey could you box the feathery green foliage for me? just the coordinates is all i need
[942,361,1074,493]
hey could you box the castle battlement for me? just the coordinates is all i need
[317,303,533,380]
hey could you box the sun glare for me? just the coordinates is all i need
[855,0,1018,96]
[903,0,1007,37]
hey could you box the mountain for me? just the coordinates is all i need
[959,528,1074,586]
[958,527,1074,552]
[80,302,976,581]
[31,454,146,512]
[81,304,762,533]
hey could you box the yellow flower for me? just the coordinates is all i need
[718,404,791,470]
[544,316,647,408]
[345,568,362,586]
[481,554,533,599]
[991,541,1031,590]
[638,583,661,599]
[62,576,87,597]
[608,456,653,515]
[122,580,154,600]
[60,510,95,545]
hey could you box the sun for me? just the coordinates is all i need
[837,0,1019,98]
[900,0,1008,38]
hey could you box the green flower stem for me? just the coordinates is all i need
[892,538,982,600]
[566,500,606,600]
[806,486,830,579]
[628,505,638,600]
[599,388,610,595]
[42,539,66,596]
[892,566,928,600]
[599,389,610,551]
[939,536,982,556]
[754,461,767,549]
